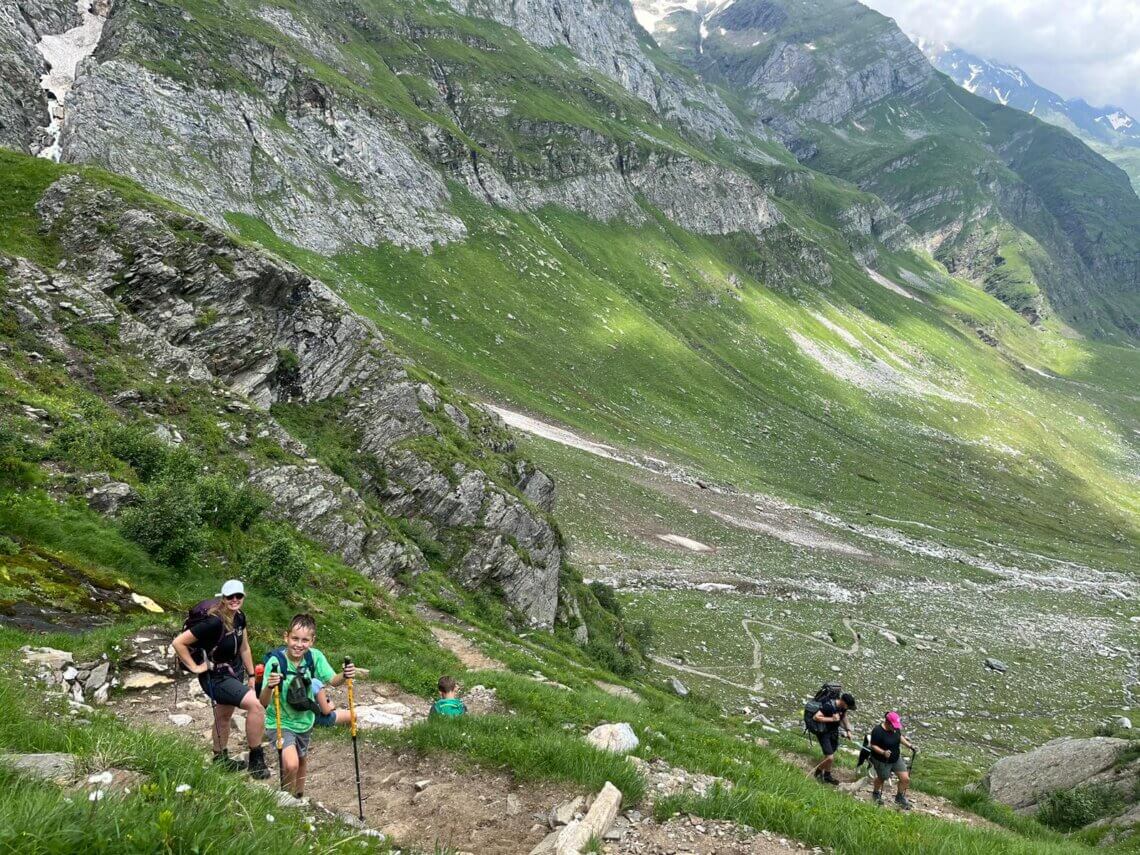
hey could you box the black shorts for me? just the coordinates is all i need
[199,670,251,707]
[816,730,839,756]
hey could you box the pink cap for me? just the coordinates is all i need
[885,711,902,730]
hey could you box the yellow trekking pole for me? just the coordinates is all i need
[273,684,284,790]
[345,656,364,821]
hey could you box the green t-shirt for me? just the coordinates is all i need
[430,697,466,718]
[264,647,336,734]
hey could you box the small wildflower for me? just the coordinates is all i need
[175,784,192,794]
[266,814,275,823]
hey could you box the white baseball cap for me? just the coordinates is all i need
[219,579,245,597]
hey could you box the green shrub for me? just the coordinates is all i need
[119,479,205,567]
[588,580,622,617]
[195,475,267,531]
[0,535,18,555]
[276,348,300,378]
[1037,784,1125,832]
[49,421,111,470]
[244,530,307,596]
[106,424,170,481]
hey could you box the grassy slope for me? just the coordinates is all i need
[0,144,1130,855]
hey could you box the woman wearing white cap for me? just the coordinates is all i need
[172,579,269,778]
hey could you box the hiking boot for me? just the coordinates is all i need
[821,773,839,786]
[247,746,270,780]
[212,750,246,772]
[895,794,912,810]
[871,791,883,805]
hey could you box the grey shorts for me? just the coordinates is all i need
[871,756,908,780]
[280,728,313,759]
[199,671,251,708]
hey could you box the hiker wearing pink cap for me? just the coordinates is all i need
[869,711,917,809]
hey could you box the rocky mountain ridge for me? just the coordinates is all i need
[3,167,567,628]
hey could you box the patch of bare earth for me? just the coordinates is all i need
[115,676,540,853]
[430,626,507,672]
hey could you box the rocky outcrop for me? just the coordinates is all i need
[982,737,1135,813]
[0,0,80,151]
[62,60,467,253]
[5,175,563,626]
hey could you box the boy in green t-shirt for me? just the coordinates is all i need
[259,613,355,799]
[429,675,467,718]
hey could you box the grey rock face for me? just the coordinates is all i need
[0,0,76,151]
[983,657,1009,673]
[249,464,428,584]
[62,60,466,254]
[982,737,1130,812]
[6,177,564,627]
[447,0,745,141]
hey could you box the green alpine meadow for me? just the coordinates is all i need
[0,0,1136,851]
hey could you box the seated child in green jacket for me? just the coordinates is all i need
[429,675,466,718]
[259,613,355,799]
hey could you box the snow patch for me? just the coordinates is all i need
[35,0,108,162]
[992,87,1010,106]
[710,510,868,556]
[864,267,922,302]
[489,407,626,463]
[657,533,713,553]
[1105,111,1134,131]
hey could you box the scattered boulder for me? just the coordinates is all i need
[586,723,639,754]
[531,782,622,855]
[121,671,174,690]
[549,796,585,828]
[1115,717,1133,730]
[982,737,1131,812]
[983,658,1008,673]
[353,701,418,730]
[668,677,689,697]
[1,753,77,782]
[593,681,642,703]
[86,481,135,514]
[168,714,194,727]
[20,646,74,672]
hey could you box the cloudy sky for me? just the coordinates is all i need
[862,0,1140,115]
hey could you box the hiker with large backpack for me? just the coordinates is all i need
[803,682,856,785]
[171,580,270,779]
[259,613,356,801]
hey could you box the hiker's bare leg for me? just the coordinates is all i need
[295,754,308,796]
[333,709,351,725]
[213,705,235,752]
[281,745,300,793]
[239,690,265,747]
[873,775,885,795]
[897,770,910,797]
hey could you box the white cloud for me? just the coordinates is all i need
[863,0,1140,114]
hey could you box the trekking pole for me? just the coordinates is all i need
[273,685,284,790]
[203,657,223,751]
[345,656,364,822]
[909,746,917,773]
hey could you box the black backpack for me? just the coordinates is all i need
[803,682,843,734]
[176,598,222,672]
[261,647,321,714]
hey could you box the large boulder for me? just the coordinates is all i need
[586,723,639,754]
[982,737,1131,812]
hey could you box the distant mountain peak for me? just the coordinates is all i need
[914,36,1140,149]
